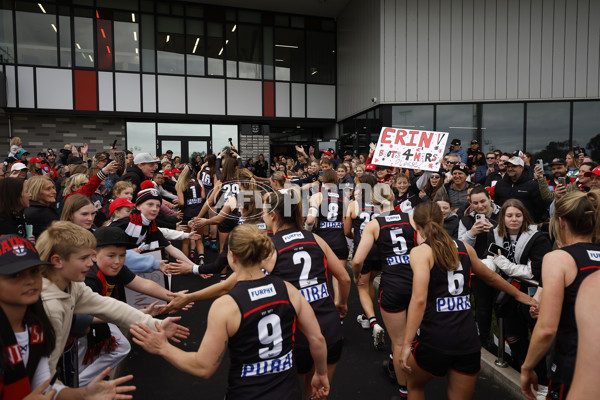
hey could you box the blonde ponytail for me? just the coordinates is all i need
[228,224,274,266]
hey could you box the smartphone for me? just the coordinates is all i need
[488,243,509,257]
[536,159,544,170]
[112,139,117,149]
[475,214,485,222]
[114,151,126,171]
[557,177,566,185]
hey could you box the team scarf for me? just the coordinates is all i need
[124,209,161,249]
[0,306,45,400]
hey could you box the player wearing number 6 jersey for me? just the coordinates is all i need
[264,190,350,399]
[399,202,537,400]
[131,224,330,400]
[352,183,416,398]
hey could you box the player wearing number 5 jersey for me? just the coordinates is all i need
[131,224,330,400]
[264,190,350,399]
[352,183,416,398]
[399,202,536,400]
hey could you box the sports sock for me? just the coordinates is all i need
[369,317,378,328]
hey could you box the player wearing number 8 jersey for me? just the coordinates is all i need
[399,202,536,400]
[130,224,330,400]
[264,190,350,399]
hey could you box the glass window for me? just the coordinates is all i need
[275,29,304,81]
[573,101,600,161]
[391,105,434,130]
[436,104,478,153]
[225,23,237,78]
[114,16,139,71]
[238,24,261,79]
[206,22,224,76]
[306,31,334,84]
[97,18,113,70]
[263,27,274,80]
[74,16,94,67]
[212,125,238,153]
[0,3,14,64]
[158,123,210,137]
[99,0,138,11]
[141,14,155,72]
[16,3,58,66]
[157,16,184,74]
[59,14,72,67]
[160,140,181,158]
[127,122,156,154]
[481,103,524,154]
[526,102,570,159]
[186,19,205,76]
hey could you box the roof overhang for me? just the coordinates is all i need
[187,0,350,18]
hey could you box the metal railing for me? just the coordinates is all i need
[494,277,540,368]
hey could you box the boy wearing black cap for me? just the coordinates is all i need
[449,139,468,164]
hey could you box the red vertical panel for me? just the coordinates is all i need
[74,70,97,111]
[263,81,274,117]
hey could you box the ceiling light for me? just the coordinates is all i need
[131,13,136,22]
[38,3,46,13]
[89,55,93,62]
[232,24,236,32]
[218,47,223,56]
[51,24,57,32]
[106,45,111,54]
[275,44,298,49]
[135,48,138,54]
[311,70,318,75]
[275,59,284,62]
[101,28,106,38]
[225,40,229,44]
[133,31,137,41]
[166,34,170,43]
[192,37,199,54]
[76,43,81,49]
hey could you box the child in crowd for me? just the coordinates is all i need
[0,234,135,399]
[36,221,190,378]
[77,227,190,386]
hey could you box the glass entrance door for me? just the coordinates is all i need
[158,137,211,163]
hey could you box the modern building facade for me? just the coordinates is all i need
[1,0,599,161]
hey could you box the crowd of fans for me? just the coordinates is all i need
[1,133,600,400]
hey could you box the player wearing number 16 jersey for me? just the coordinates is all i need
[399,202,536,400]
[130,225,331,400]
[264,190,351,398]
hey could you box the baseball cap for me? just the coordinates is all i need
[29,157,43,163]
[133,153,160,165]
[450,139,461,146]
[0,235,52,275]
[16,149,29,158]
[548,158,566,166]
[470,139,479,144]
[512,150,524,157]
[66,156,84,165]
[11,162,27,172]
[365,163,376,171]
[171,168,182,174]
[343,150,353,156]
[322,150,333,158]
[584,166,600,178]
[109,198,136,216]
[506,157,525,167]
[94,227,136,249]
[452,163,469,175]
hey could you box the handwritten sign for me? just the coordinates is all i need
[372,128,448,172]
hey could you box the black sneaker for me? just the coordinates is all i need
[381,360,396,383]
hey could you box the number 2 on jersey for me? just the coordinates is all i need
[293,251,317,288]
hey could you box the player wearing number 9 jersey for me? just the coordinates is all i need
[352,183,416,397]
[130,224,330,400]
[264,190,351,399]
[399,202,536,400]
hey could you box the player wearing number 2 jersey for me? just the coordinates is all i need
[130,225,330,400]
[352,183,416,398]
[399,202,535,400]
[264,190,350,399]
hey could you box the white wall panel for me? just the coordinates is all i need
[461,0,474,100]
[428,0,440,101]
[275,82,290,117]
[495,0,508,99]
[158,75,185,114]
[115,73,140,112]
[227,80,261,116]
[291,83,305,118]
[417,0,429,101]
[98,72,113,111]
[540,0,554,98]
[529,0,542,98]
[142,74,156,113]
[383,0,398,102]
[307,85,335,119]
[588,0,600,97]
[36,68,72,110]
[438,0,451,100]
[484,0,497,99]
[575,0,589,97]
[405,0,418,101]
[551,0,566,97]
[5,65,16,107]
[17,67,34,108]
[506,0,520,98]
[450,0,463,100]
[472,0,485,99]
[563,1,577,97]
[517,0,531,98]
[187,77,225,115]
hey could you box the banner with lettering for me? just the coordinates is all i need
[372,127,449,172]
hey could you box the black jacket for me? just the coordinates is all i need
[493,172,546,222]
[0,213,27,237]
[120,166,146,197]
[24,201,60,238]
